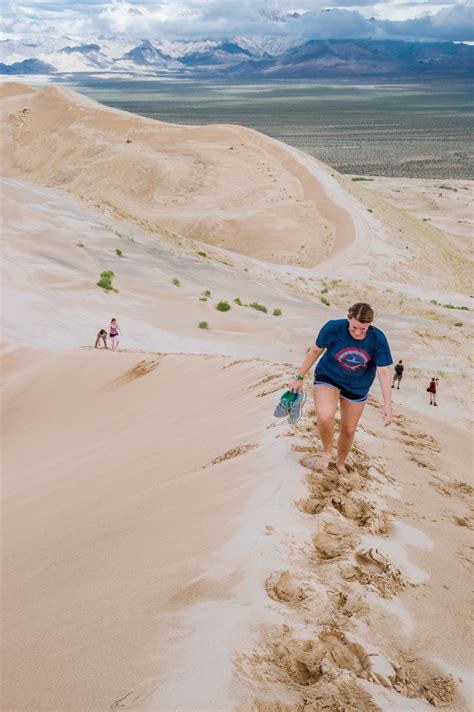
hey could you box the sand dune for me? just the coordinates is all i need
[1,82,472,711]
[1,83,344,267]
[2,349,291,711]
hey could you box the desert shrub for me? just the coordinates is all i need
[198,251,207,257]
[97,270,117,292]
[199,297,208,302]
[115,248,122,257]
[320,296,330,306]
[367,208,373,213]
[198,321,208,329]
[126,138,132,144]
[430,299,438,305]
[234,297,243,306]
[454,322,463,327]
[321,287,328,294]
[216,301,231,312]
[77,242,85,248]
[249,302,267,313]
[202,289,211,297]
[352,176,373,182]
[172,278,181,287]
[273,308,282,316]
[443,303,468,310]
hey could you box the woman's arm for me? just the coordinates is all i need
[290,345,325,392]
[376,365,392,426]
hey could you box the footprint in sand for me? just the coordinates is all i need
[299,491,389,535]
[312,510,360,560]
[340,547,407,598]
[109,359,160,387]
[207,443,257,466]
[453,515,474,530]
[263,626,405,694]
[431,478,473,501]
[398,429,440,454]
[332,590,368,619]
[264,571,312,604]
[394,656,459,707]
[409,454,436,471]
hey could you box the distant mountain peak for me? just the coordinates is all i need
[60,44,101,54]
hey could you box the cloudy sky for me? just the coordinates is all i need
[2,0,473,41]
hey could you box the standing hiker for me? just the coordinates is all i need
[109,318,121,350]
[290,302,393,473]
[427,377,438,406]
[392,360,404,389]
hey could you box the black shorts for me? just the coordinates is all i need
[313,373,368,403]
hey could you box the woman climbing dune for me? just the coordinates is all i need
[290,303,393,473]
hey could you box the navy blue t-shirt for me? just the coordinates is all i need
[315,319,393,396]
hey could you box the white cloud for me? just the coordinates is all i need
[1,0,471,41]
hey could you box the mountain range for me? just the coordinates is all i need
[0,36,472,80]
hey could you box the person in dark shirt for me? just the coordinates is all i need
[392,360,404,389]
[427,377,438,406]
[290,302,393,474]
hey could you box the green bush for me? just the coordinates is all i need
[115,248,122,257]
[321,287,328,294]
[320,296,330,307]
[172,278,181,287]
[202,289,211,297]
[234,297,243,306]
[249,302,267,313]
[97,270,117,292]
[216,301,231,312]
[198,321,208,329]
[273,308,282,316]
[197,251,207,257]
[430,299,438,305]
[443,303,468,310]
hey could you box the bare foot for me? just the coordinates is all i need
[316,453,332,471]
[336,462,349,475]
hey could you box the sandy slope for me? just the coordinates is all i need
[2,350,290,711]
[1,82,343,267]
[1,82,473,711]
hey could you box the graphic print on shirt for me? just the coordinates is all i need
[335,346,371,372]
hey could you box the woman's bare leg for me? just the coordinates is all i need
[313,385,339,470]
[336,398,366,474]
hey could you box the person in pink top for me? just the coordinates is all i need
[109,318,121,350]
